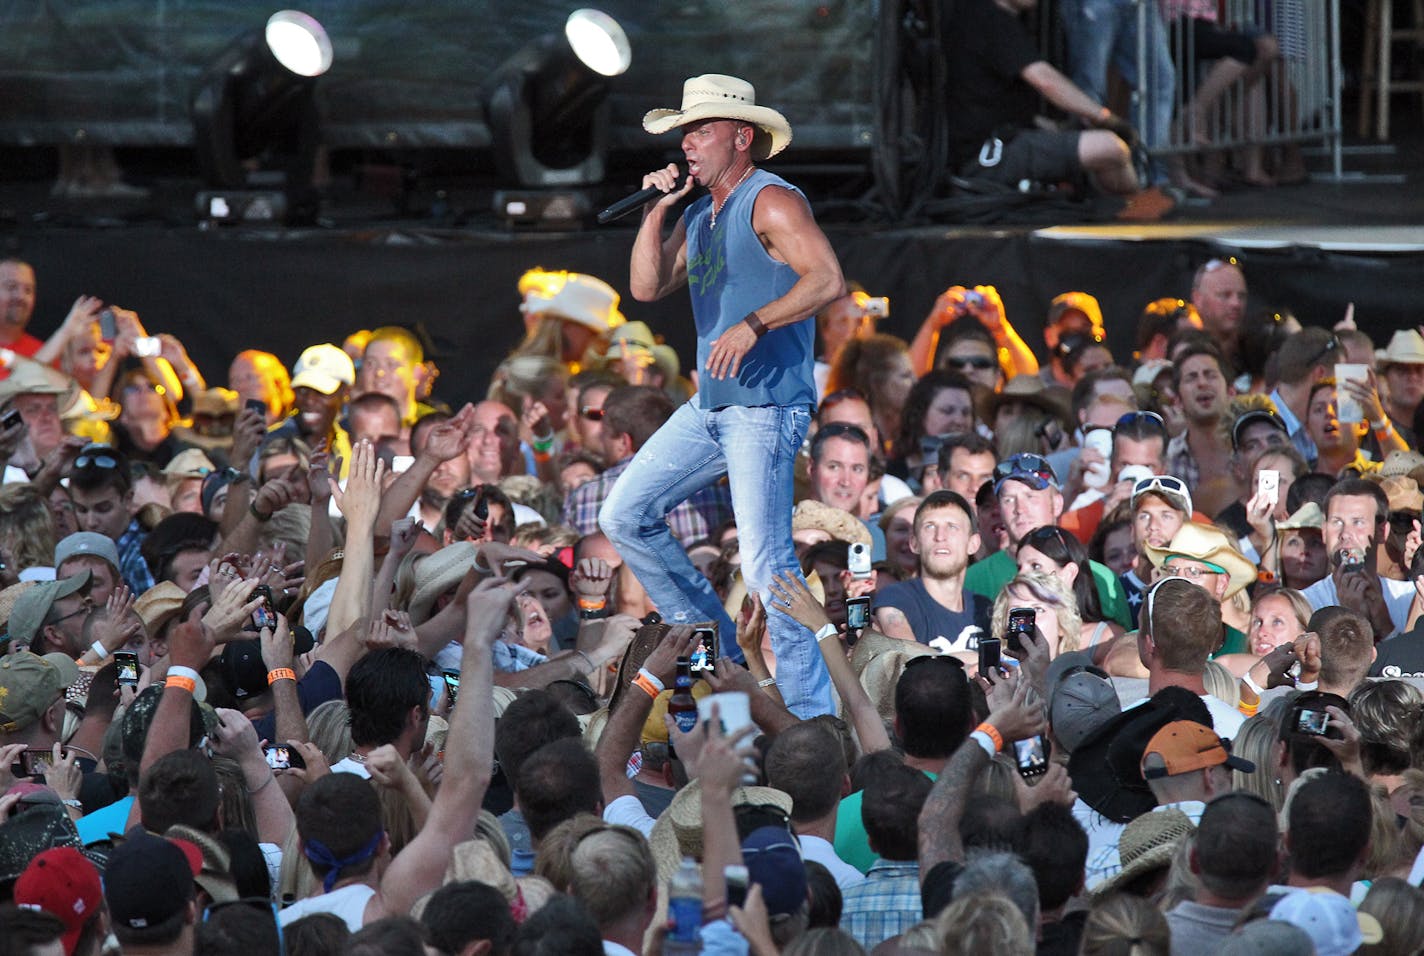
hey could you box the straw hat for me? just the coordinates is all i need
[0,582,37,633]
[605,321,680,384]
[1275,502,1324,532]
[408,543,478,622]
[1379,449,1424,482]
[1381,475,1424,514]
[518,269,625,334]
[1376,329,1424,368]
[1094,807,1195,898]
[134,582,189,638]
[851,632,937,722]
[647,781,793,885]
[190,387,240,418]
[1144,522,1257,598]
[0,362,71,404]
[792,499,872,547]
[643,74,792,160]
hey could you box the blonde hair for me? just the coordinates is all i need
[534,813,607,892]
[306,699,353,766]
[991,571,1082,656]
[935,892,1033,956]
[0,483,56,574]
[1232,699,1291,814]
[1078,893,1171,956]
[488,354,567,410]
[1203,659,1241,708]
[1360,877,1424,955]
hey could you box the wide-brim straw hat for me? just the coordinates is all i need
[605,321,680,383]
[408,543,478,623]
[1377,329,1424,368]
[643,74,792,160]
[1144,521,1258,599]
[1094,807,1195,898]
[647,781,792,886]
[852,632,937,722]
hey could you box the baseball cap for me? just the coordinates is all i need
[1141,720,1255,779]
[104,831,203,931]
[992,453,1059,494]
[7,571,92,647]
[1268,888,1383,956]
[54,532,121,576]
[1131,474,1193,516]
[740,826,807,917]
[1048,658,1121,753]
[0,652,79,733]
[290,344,356,395]
[14,847,103,955]
[217,630,316,699]
[1047,291,1104,333]
[1231,409,1288,452]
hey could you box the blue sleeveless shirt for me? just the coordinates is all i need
[684,169,817,411]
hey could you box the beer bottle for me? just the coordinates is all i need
[668,656,698,756]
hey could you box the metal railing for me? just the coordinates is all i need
[1133,0,1344,177]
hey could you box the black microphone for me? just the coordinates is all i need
[596,168,686,225]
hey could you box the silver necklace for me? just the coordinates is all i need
[710,165,756,228]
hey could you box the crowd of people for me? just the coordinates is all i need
[2,86,1424,956]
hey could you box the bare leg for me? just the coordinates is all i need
[1080,130,1138,195]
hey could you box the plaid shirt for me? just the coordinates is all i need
[839,859,923,950]
[116,519,154,595]
[562,458,732,546]
[1164,432,1201,490]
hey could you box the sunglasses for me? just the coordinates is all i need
[1161,563,1219,580]
[1132,474,1187,499]
[74,448,120,470]
[944,356,998,371]
[1305,334,1341,370]
[1022,525,1073,553]
[1114,410,1167,436]
[992,453,1055,485]
[579,406,605,421]
[1202,256,1241,273]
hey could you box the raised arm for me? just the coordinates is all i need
[595,627,699,806]
[629,164,693,302]
[375,404,473,531]
[324,440,384,639]
[377,578,506,917]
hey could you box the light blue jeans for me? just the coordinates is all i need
[599,401,833,717]
[1060,0,1176,175]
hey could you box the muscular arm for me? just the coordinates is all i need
[748,187,845,329]
[919,738,988,878]
[629,170,691,302]
[873,606,918,643]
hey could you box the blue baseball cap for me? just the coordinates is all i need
[992,453,1058,494]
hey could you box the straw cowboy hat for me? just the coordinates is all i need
[518,268,626,334]
[1144,522,1257,599]
[647,781,793,886]
[1376,330,1424,368]
[643,74,792,161]
[1093,807,1195,898]
[604,321,681,384]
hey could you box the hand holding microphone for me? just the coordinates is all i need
[597,163,693,224]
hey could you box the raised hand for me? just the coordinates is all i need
[201,575,265,645]
[329,440,385,526]
[767,572,832,634]
[388,517,420,560]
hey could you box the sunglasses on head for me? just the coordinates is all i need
[579,406,605,421]
[1305,334,1341,370]
[74,447,120,471]
[1114,410,1167,436]
[944,356,997,371]
[1202,256,1241,274]
[1022,525,1072,552]
[1133,474,1187,499]
[992,453,1054,484]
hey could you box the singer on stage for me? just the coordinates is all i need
[599,74,845,717]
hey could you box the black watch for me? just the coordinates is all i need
[221,466,252,484]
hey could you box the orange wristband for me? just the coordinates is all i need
[165,675,197,694]
[975,722,1004,753]
[577,597,607,612]
[267,668,297,685]
[632,675,660,700]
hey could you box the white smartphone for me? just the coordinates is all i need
[391,455,415,474]
[1335,364,1368,423]
[133,336,162,358]
[1257,469,1279,510]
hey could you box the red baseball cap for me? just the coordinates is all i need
[14,847,103,955]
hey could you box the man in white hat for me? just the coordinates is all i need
[1377,329,1424,445]
[602,74,845,717]
[267,343,354,476]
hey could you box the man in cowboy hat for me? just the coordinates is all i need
[602,74,845,717]
[1377,329,1424,445]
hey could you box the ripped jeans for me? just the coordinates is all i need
[599,401,833,717]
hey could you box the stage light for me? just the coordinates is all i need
[483,8,632,192]
[191,10,333,224]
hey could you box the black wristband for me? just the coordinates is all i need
[250,501,272,522]
[744,312,768,338]
[579,607,611,621]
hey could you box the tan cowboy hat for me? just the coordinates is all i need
[1144,522,1257,599]
[518,268,625,334]
[408,542,478,622]
[988,375,1072,425]
[1275,502,1324,532]
[1376,330,1424,368]
[647,781,793,885]
[1382,475,1424,514]
[0,361,72,404]
[792,499,872,548]
[1093,807,1195,898]
[1380,449,1424,482]
[643,74,792,160]
[605,321,680,383]
[856,638,938,722]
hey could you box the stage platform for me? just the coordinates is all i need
[1,134,1420,401]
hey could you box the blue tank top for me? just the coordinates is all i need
[684,169,817,410]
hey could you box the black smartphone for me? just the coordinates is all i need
[0,408,22,431]
[691,627,717,673]
[724,865,749,910]
[1295,708,1331,736]
[1006,607,1036,654]
[472,486,489,521]
[978,637,1002,679]
[248,584,277,631]
[98,308,116,340]
[845,596,871,634]
[442,669,460,706]
[114,651,140,686]
[245,398,267,416]
[20,749,52,777]
[263,745,306,771]
[1014,734,1051,778]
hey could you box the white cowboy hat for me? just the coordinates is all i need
[1377,329,1424,367]
[518,268,625,334]
[643,74,792,160]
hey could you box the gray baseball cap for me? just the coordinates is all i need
[7,571,92,647]
[54,532,121,575]
[1049,655,1121,754]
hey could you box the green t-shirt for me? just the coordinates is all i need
[963,550,1132,629]
[834,771,938,874]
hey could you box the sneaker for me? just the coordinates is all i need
[1115,186,1177,222]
